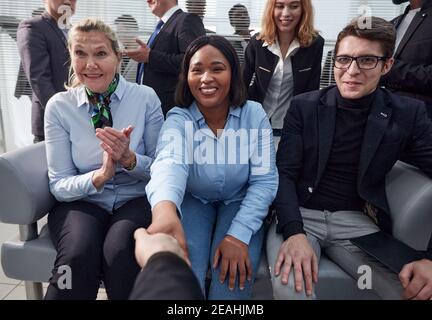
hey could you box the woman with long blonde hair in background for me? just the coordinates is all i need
[243,0,324,144]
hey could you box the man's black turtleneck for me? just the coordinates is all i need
[304,89,377,213]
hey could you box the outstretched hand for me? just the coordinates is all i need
[134,228,187,269]
[147,201,189,261]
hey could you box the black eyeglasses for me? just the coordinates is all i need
[333,55,388,70]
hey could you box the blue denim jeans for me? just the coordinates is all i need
[181,193,264,300]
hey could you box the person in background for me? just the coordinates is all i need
[145,35,278,299]
[114,14,139,82]
[243,0,324,145]
[44,18,164,300]
[125,0,205,116]
[228,3,252,40]
[185,0,215,33]
[14,7,45,99]
[17,0,77,143]
[381,0,432,118]
[227,3,252,66]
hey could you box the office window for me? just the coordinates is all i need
[0,0,407,152]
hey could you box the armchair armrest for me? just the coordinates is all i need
[386,161,432,251]
[0,142,55,225]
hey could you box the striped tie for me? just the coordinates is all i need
[136,19,165,84]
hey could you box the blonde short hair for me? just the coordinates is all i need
[67,18,121,88]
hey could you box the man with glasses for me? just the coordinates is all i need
[267,17,432,300]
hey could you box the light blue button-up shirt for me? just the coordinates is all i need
[146,100,278,244]
[45,76,164,212]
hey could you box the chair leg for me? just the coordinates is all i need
[18,224,44,299]
[24,281,43,300]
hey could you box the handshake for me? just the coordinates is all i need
[133,228,188,269]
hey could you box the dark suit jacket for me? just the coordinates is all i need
[275,86,432,241]
[381,0,432,113]
[242,34,324,104]
[17,11,70,136]
[129,252,204,300]
[142,9,205,115]
[14,63,32,99]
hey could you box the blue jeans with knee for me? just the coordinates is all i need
[181,193,264,300]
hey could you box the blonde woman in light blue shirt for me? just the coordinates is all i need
[44,18,163,300]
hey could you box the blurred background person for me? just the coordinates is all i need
[17,0,77,143]
[227,3,252,65]
[15,7,45,100]
[186,0,215,33]
[114,14,139,82]
[228,3,252,40]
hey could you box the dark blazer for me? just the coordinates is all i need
[274,86,432,240]
[129,252,204,300]
[17,11,70,137]
[142,9,205,115]
[381,0,432,114]
[242,34,324,104]
[14,63,32,99]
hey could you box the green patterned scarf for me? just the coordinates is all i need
[86,74,119,129]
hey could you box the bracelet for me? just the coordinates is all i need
[124,155,137,171]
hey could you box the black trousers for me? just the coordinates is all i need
[44,197,151,300]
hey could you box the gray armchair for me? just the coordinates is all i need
[253,161,432,299]
[0,142,56,299]
[1,143,431,300]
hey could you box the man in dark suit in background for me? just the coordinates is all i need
[17,0,76,143]
[268,17,432,300]
[381,0,432,118]
[126,0,205,116]
[14,7,45,100]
